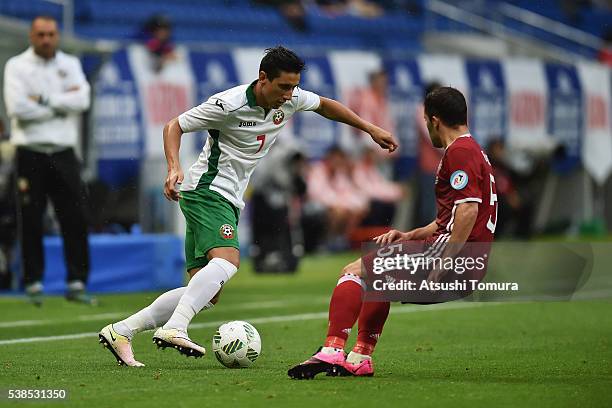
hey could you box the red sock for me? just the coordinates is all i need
[325,273,364,349]
[354,301,390,355]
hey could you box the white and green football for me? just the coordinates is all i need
[212,321,261,368]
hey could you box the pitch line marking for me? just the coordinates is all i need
[0,302,489,346]
[0,297,331,329]
[1,290,610,346]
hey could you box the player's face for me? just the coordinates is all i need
[30,18,59,60]
[425,114,443,148]
[260,71,300,109]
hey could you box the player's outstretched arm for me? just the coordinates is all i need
[315,96,398,153]
[374,220,438,245]
[163,117,185,202]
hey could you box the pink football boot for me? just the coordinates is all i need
[335,358,374,377]
[288,347,346,380]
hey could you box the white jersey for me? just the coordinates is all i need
[3,47,91,147]
[178,82,320,210]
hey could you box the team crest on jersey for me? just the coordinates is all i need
[450,170,469,190]
[273,110,284,125]
[219,224,235,239]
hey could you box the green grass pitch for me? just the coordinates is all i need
[0,252,610,407]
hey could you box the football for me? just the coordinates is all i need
[212,321,261,368]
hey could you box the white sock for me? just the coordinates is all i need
[163,258,237,332]
[346,351,371,364]
[321,346,343,355]
[114,287,186,339]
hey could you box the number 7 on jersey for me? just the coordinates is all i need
[256,134,266,153]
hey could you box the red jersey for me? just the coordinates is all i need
[430,134,497,244]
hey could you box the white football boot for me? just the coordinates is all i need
[152,327,206,358]
[98,324,145,367]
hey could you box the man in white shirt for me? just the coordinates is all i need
[3,16,94,306]
[99,46,398,367]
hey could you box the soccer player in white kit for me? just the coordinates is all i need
[99,46,398,366]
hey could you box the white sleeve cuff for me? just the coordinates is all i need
[454,197,482,204]
[177,113,189,133]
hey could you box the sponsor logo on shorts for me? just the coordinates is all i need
[273,110,284,125]
[450,170,468,190]
[219,224,235,239]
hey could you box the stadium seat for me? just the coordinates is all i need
[1,0,607,57]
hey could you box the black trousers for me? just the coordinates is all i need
[15,147,90,286]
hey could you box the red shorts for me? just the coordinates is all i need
[360,239,490,303]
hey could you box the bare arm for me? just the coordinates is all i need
[409,220,439,240]
[374,219,438,245]
[443,202,478,254]
[162,96,226,201]
[427,202,478,283]
[163,117,185,201]
[315,96,398,152]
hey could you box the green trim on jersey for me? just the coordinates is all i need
[197,129,221,190]
[178,82,320,211]
[246,81,257,108]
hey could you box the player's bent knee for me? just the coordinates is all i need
[187,255,238,286]
[209,258,238,285]
[208,247,240,269]
[341,258,363,278]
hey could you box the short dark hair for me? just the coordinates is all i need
[144,14,172,33]
[424,80,441,100]
[424,86,467,127]
[259,46,305,81]
[31,15,58,28]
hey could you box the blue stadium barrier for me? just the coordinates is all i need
[39,234,184,294]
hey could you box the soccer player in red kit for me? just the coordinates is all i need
[288,87,498,379]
